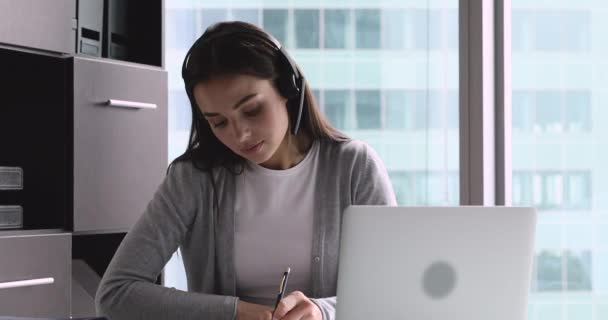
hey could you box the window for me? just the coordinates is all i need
[263,10,288,45]
[412,9,429,50]
[169,91,192,132]
[513,171,591,210]
[355,90,381,130]
[512,91,534,132]
[565,91,591,132]
[543,173,564,208]
[388,171,413,205]
[427,91,444,130]
[382,9,406,50]
[295,10,320,49]
[428,9,458,50]
[565,172,591,210]
[512,2,605,319]
[165,9,195,49]
[389,170,458,206]
[536,250,564,291]
[536,250,592,292]
[201,9,228,31]
[232,9,260,26]
[324,90,351,131]
[447,91,458,129]
[414,90,429,131]
[512,10,591,52]
[512,90,591,133]
[324,9,350,49]
[535,91,562,133]
[355,9,380,49]
[384,90,409,130]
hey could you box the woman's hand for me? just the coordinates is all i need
[273,291,323,320]
[236,300,274,320]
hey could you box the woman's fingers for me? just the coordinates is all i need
[273,291,321,320]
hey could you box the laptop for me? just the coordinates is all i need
[335,206,537,320]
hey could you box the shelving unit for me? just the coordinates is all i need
[0,0,166,317]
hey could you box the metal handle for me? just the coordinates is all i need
[106,99,157,109]
[0,277,55,289]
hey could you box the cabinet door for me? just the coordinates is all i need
[0,231,71,318]
[0,0,76,54]
[73,57,168,232]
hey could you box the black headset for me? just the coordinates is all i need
[181,22,307,135]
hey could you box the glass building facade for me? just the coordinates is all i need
[512,1,608,319]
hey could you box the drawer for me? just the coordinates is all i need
[0,0,76,54]
[0,231,71,318]
[73,57,168,232]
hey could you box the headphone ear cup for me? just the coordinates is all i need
[275,73,299,100]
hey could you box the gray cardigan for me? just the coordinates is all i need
[95,138,397,320]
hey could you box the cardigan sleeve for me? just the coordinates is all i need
[351,141,398,206]
[95,162,238,320]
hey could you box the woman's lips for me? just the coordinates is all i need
[241,141,263,154]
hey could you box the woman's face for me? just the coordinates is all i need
[192,73,290,166]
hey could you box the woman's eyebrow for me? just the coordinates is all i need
[202,93,258,117]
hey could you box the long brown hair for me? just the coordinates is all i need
[171,21,349,174]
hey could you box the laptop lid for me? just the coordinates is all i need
[335,206,537,320]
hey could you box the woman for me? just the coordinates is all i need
[95,21,396,320]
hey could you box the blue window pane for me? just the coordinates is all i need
[325,90,350,130]
[428,91,443,129]
[428,9,459,50]
[531,11,590,52]
[565,251,592,291]
[535,91,562,132]
[295,10,320,49]
[414,90,428,131]
[413,9,429,49]
[447,9,459,50]
[534,12,564,51]
[166,9,196,49]
[543,172,564,208]
[389,171,415,205]
[325,9,350,49]
[514,10,591,52]
[513,171,533,206]
[201,9,228,32]
[428,10,442,50]
[537,250,564,291]
[427,173,445,205]
[263,10,288,45]
[535,249,593,292]
[355,90,381,129]
[565,172,591,210]
[415,172,429,204]
[383,9,405,50]
[447,172,459,205]
[512,11,526,51]
[513,91,533,131]
[561,11,590,51]
[385,90,408,130]
[448,91,458,129]
[565,91,591,132]
[232,9,260,26]
[355,9,380,49]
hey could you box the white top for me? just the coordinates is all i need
[234,140,320,306]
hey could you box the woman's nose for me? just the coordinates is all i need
[232,122,251,142]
